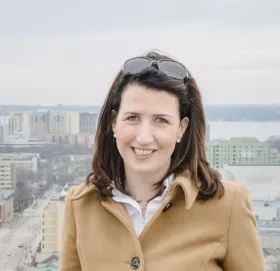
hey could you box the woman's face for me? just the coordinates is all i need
[112,84,189,178]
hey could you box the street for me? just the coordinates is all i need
[0,199,49,270]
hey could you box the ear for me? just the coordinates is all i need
[178,117,189,139]
[112,110,117,134]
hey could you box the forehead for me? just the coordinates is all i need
[119,84,179,114]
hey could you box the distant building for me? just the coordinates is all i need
[0,153,39,173]
[0,116,18,141]
[64,111,80,134]
[29,111,65,141]
[29,111,49,140]
[0,138,53,146]
[206,122,210,142]
[79,112,98,134]
[219,165,280,201]
[0,125,4,142]
[41,200,65,253]
[0,161,16,189]
[258,228,280,249]
[0,106,10,117]
[11,111,31,138]
[0,189,14,223]
[44,133,95,147]
[206,137,279,169]
[254,203,278,221]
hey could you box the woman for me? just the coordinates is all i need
[60,51,265,270]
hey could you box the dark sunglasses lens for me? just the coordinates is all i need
[123,58,151,74]
[159,60,187,79]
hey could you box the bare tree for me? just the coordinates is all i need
[16,168,37,182]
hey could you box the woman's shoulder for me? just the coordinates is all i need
[66,182,97,201]
[221,179,248,192]
[220,179,250,203]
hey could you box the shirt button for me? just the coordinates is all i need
[163,202,173,212]
[130,256,140,269]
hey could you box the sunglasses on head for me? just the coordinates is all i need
[123,57,189,81]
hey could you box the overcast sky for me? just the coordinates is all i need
[1,0,280,105]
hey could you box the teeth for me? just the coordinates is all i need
[134,148,153,156]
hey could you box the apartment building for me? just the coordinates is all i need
[0,116,18,142]
[29,111,49,140]
[11,111,30,138]
[30,111,65,140]
[0,153,39,173]
[41,200,65,253]
[48,112,65,134]
[207,137,279,169]
[44,133,95,147]
[0,189,14,223]
[79,112,98,134]
[0,161,16,189]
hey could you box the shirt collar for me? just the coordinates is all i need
[70,170,200,210]
[112,173,175,200]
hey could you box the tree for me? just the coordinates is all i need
[14,178,33,211]
[16,168,37,182]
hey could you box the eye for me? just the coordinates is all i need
[127,115,139,121]
[156,118,168,124]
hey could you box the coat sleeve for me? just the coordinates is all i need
[59,187,82,271]
[222,184,266,271]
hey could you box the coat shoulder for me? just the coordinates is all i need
[220,179,249,201]
[67,182,97,201]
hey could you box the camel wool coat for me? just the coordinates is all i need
[60,173,266,271]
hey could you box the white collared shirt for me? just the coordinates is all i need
[112,174,174,236]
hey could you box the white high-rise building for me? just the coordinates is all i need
[11,111,31,138]
[64,111,80,134]
[0,116,18,141]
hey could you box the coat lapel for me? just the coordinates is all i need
[170,172,200,210]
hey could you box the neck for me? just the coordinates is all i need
[124,170,168,202]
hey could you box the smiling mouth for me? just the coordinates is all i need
[132,147,155,156]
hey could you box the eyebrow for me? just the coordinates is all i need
[124,112,140,116]
[154,114,172,119]
[124,112,172,118]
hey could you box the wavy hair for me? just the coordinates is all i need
[86,51,224,201]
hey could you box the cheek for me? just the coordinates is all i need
[157,130,178,147]
[115,125,136,144]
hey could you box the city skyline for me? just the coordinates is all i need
[1,2,280,269]
[1,0,280,105]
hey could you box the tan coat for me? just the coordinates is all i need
[60,173,266,271]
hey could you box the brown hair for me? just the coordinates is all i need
[86,51,224,201]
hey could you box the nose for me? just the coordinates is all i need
[135,123,154,145]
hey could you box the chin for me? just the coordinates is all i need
[128,163,161,174]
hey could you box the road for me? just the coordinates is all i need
[0,199,49,270]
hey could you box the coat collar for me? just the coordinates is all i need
[70,170,200,210]
[169,171,200,210]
